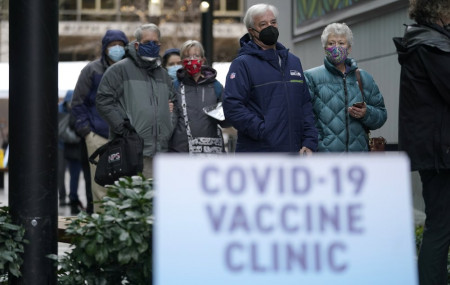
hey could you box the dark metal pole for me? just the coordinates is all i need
[9,0,59,284]
[201,0,214,65]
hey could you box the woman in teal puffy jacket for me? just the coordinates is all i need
[305,23,387,152]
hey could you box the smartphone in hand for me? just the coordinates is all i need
[352,102,365,108]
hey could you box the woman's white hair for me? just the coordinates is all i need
[243,4,279,29]
[180,40,205,59]
[320,23,353,48]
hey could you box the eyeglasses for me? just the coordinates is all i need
[183,55,201,60]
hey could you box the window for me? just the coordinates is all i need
[82,0,95,9]
[213,0,242,17]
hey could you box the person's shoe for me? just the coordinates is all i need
[69,200,83,215]
[59,198,69,207]
[70,204,80,215]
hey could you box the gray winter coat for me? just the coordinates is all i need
[96,42,177,157]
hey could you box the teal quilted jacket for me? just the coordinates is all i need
[304,58,387,152]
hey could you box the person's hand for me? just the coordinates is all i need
[169,100,174,113]
[348,102,367,119]
[299,146,313,156]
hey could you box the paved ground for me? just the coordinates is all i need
[0,171,88,216]
[0,171,88,256]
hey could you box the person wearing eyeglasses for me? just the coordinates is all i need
[169,40,227,154]
[96,23,177,180]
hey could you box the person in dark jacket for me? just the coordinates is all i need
[58,90,84,215]
[223,4,317,153]
[169,40,226,154]
[305,23,387,152]
[393,0,450,284]
[71,29,128,213]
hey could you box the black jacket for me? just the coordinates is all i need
[393,23,450,171]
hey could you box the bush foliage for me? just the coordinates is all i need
[0,206,27,283]
[55,176,153,284]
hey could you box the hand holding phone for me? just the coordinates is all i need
[352,102,365,108]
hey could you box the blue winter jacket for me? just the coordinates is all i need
[304,58,387,152]
[71,30,128,138]
[223,34,318,152]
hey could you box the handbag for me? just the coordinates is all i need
[355,69,386,151]
[89,120,144,186]
[58,113,80,144]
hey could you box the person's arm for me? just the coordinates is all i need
[420,46,450,106]
[71,64,94,137]
[300,80,318,152]
[96,65,127,135]
[222,58,264,140]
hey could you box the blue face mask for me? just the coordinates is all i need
[107,45,125,62]
[167,65,182,80]
[138,41,160,59]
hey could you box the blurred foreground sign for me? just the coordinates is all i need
[154,153,417,285]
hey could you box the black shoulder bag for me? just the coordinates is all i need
[89,120,144,186]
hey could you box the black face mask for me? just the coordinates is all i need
[253,25,279,46]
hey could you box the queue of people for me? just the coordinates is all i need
[60,1,449,283]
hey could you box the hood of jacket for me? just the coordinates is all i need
[126,41,161,71]
[393,23,450,64]
[237,33,289,70]
[101,30,128,62]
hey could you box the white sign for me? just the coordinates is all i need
[154,153,417,285]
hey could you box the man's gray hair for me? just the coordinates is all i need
[134,23,161,42]
[320,23,353,48]
[243,4,279,29]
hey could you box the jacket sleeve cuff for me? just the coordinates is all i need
[77,126,92,138]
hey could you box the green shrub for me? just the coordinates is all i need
[0,205,27,283]
[55,176,153,284]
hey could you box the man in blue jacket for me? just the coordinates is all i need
[223,4,317,153]
[71,29,128,212]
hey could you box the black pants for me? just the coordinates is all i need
[418,169,450,285]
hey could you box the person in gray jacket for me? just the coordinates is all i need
[96,23,176,179]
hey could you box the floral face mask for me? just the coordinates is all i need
[325,45,348,65]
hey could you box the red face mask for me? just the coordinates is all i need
[182,58,202,76]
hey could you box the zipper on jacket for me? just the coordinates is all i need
[280,57,294,150]
[343,75,349,152]
[151,79,158,155]
[202,86,205,102]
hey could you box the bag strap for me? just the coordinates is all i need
[88,142,109,165]
[355,69,366,103]
[213,80,223,99]
[355,69,371,137]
